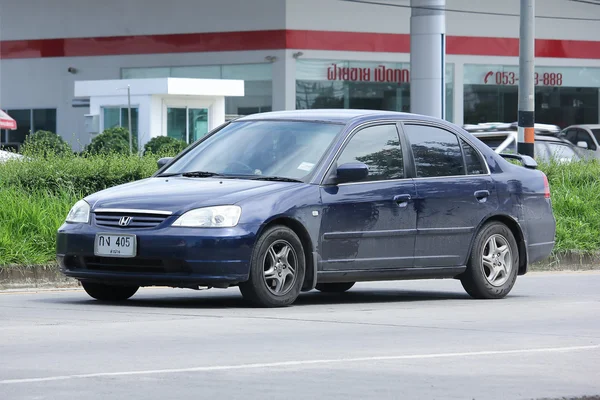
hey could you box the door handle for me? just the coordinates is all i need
[474,190,490,202]
[393,194,411,207]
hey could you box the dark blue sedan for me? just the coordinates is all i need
[57,110,556,307]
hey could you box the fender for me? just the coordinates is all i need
[465,212,529,275]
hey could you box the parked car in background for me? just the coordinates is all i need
[558,124,600,153]
[57,110,556,307]
[0,149,24,163]
[465,124,598,163]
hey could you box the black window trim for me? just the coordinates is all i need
[398,120,491,179]
[319,120,411,186]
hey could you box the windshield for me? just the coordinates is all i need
[159,120,344,181]
[591,129,600,144]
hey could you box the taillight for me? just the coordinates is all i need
[542,173,550,199]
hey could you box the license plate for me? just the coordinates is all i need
[94,233,137,258]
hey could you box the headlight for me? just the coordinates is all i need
[65,200,90,224]
[172,206,242,228]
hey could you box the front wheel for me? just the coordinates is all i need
[239,225,306,307]
[460,221,519,299]
[81,282,139,301]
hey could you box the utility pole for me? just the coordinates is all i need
[410,0,446,120]
[117,85,134,154]
[517,0,535,157]
[126,85,133,155]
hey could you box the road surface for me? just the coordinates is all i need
[1,271,599,400]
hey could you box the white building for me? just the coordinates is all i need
[1,0,600,151]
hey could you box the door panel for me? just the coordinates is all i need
[319,123,417,271]
[402,124,498,268]
[412,176,497,267]
[320,181,417,270]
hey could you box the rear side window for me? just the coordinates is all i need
[460,139,486,175]
[403,124,465,178]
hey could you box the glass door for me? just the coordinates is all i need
[188,108,208,142]
[167,107,209,144]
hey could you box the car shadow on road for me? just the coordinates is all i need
[38,286,501,310]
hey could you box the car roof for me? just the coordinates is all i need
[471,131,570,143]
[564,124,600,129]
[235,109,443,125]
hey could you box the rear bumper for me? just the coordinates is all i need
[56,222,257,288]
[527,241,556,265]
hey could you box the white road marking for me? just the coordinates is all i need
[1,344,598,385]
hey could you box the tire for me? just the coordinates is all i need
[315,282,355,293]
[239,225,306,307]
[81,282,139,301]
[460,221,520,299]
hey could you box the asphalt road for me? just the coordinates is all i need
[1,271,599,400]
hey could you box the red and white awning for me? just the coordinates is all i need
[0,109,17,130]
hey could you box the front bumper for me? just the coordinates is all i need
[56,221,257,288]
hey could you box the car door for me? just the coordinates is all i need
[401,123,498,268]
[319,123,417,271]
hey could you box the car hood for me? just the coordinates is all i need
[86,176,301,214]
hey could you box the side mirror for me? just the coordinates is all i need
[577,141,589,149]
[157,157,174,169]
[335,162,369,184]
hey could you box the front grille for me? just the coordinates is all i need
[80,257,191,274]
[94,212,168,229]
[83,256,166,273]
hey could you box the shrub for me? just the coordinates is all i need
[20,130,72,157]
[0,152,158,197]
[86,126,137,155]
[144,136,188,156]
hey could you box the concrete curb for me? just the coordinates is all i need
[1,252,599,290]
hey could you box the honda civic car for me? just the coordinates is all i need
[57,110,556,307]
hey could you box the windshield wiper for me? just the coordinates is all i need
[251,176,303,183]
[181,171,223,178]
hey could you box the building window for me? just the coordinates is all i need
[0,108,57,151]
[121,63,272,117]
[295,60,454,122]
[102,106,139,141]
[464,65,600,128]
[166,107,209,144]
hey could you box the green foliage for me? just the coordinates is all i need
[143,136,188,156]
[0,188,78,265]
[538,159,600,252]
[86,126,137,155]
[20,130,72,157]
[0,152,157,197]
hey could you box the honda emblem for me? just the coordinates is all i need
[118,216,133,226]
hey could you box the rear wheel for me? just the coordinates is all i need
[239,225,306,307]
[81,282,139,301]
[315,282,355,293]
[461,221,519,299]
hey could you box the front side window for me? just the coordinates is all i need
[336,124,404,182]
[160,120,343,182]
[404,124,465,178]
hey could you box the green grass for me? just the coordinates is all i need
[541,159,600,253]
[0,188,79,265]
[1,154,600,266]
